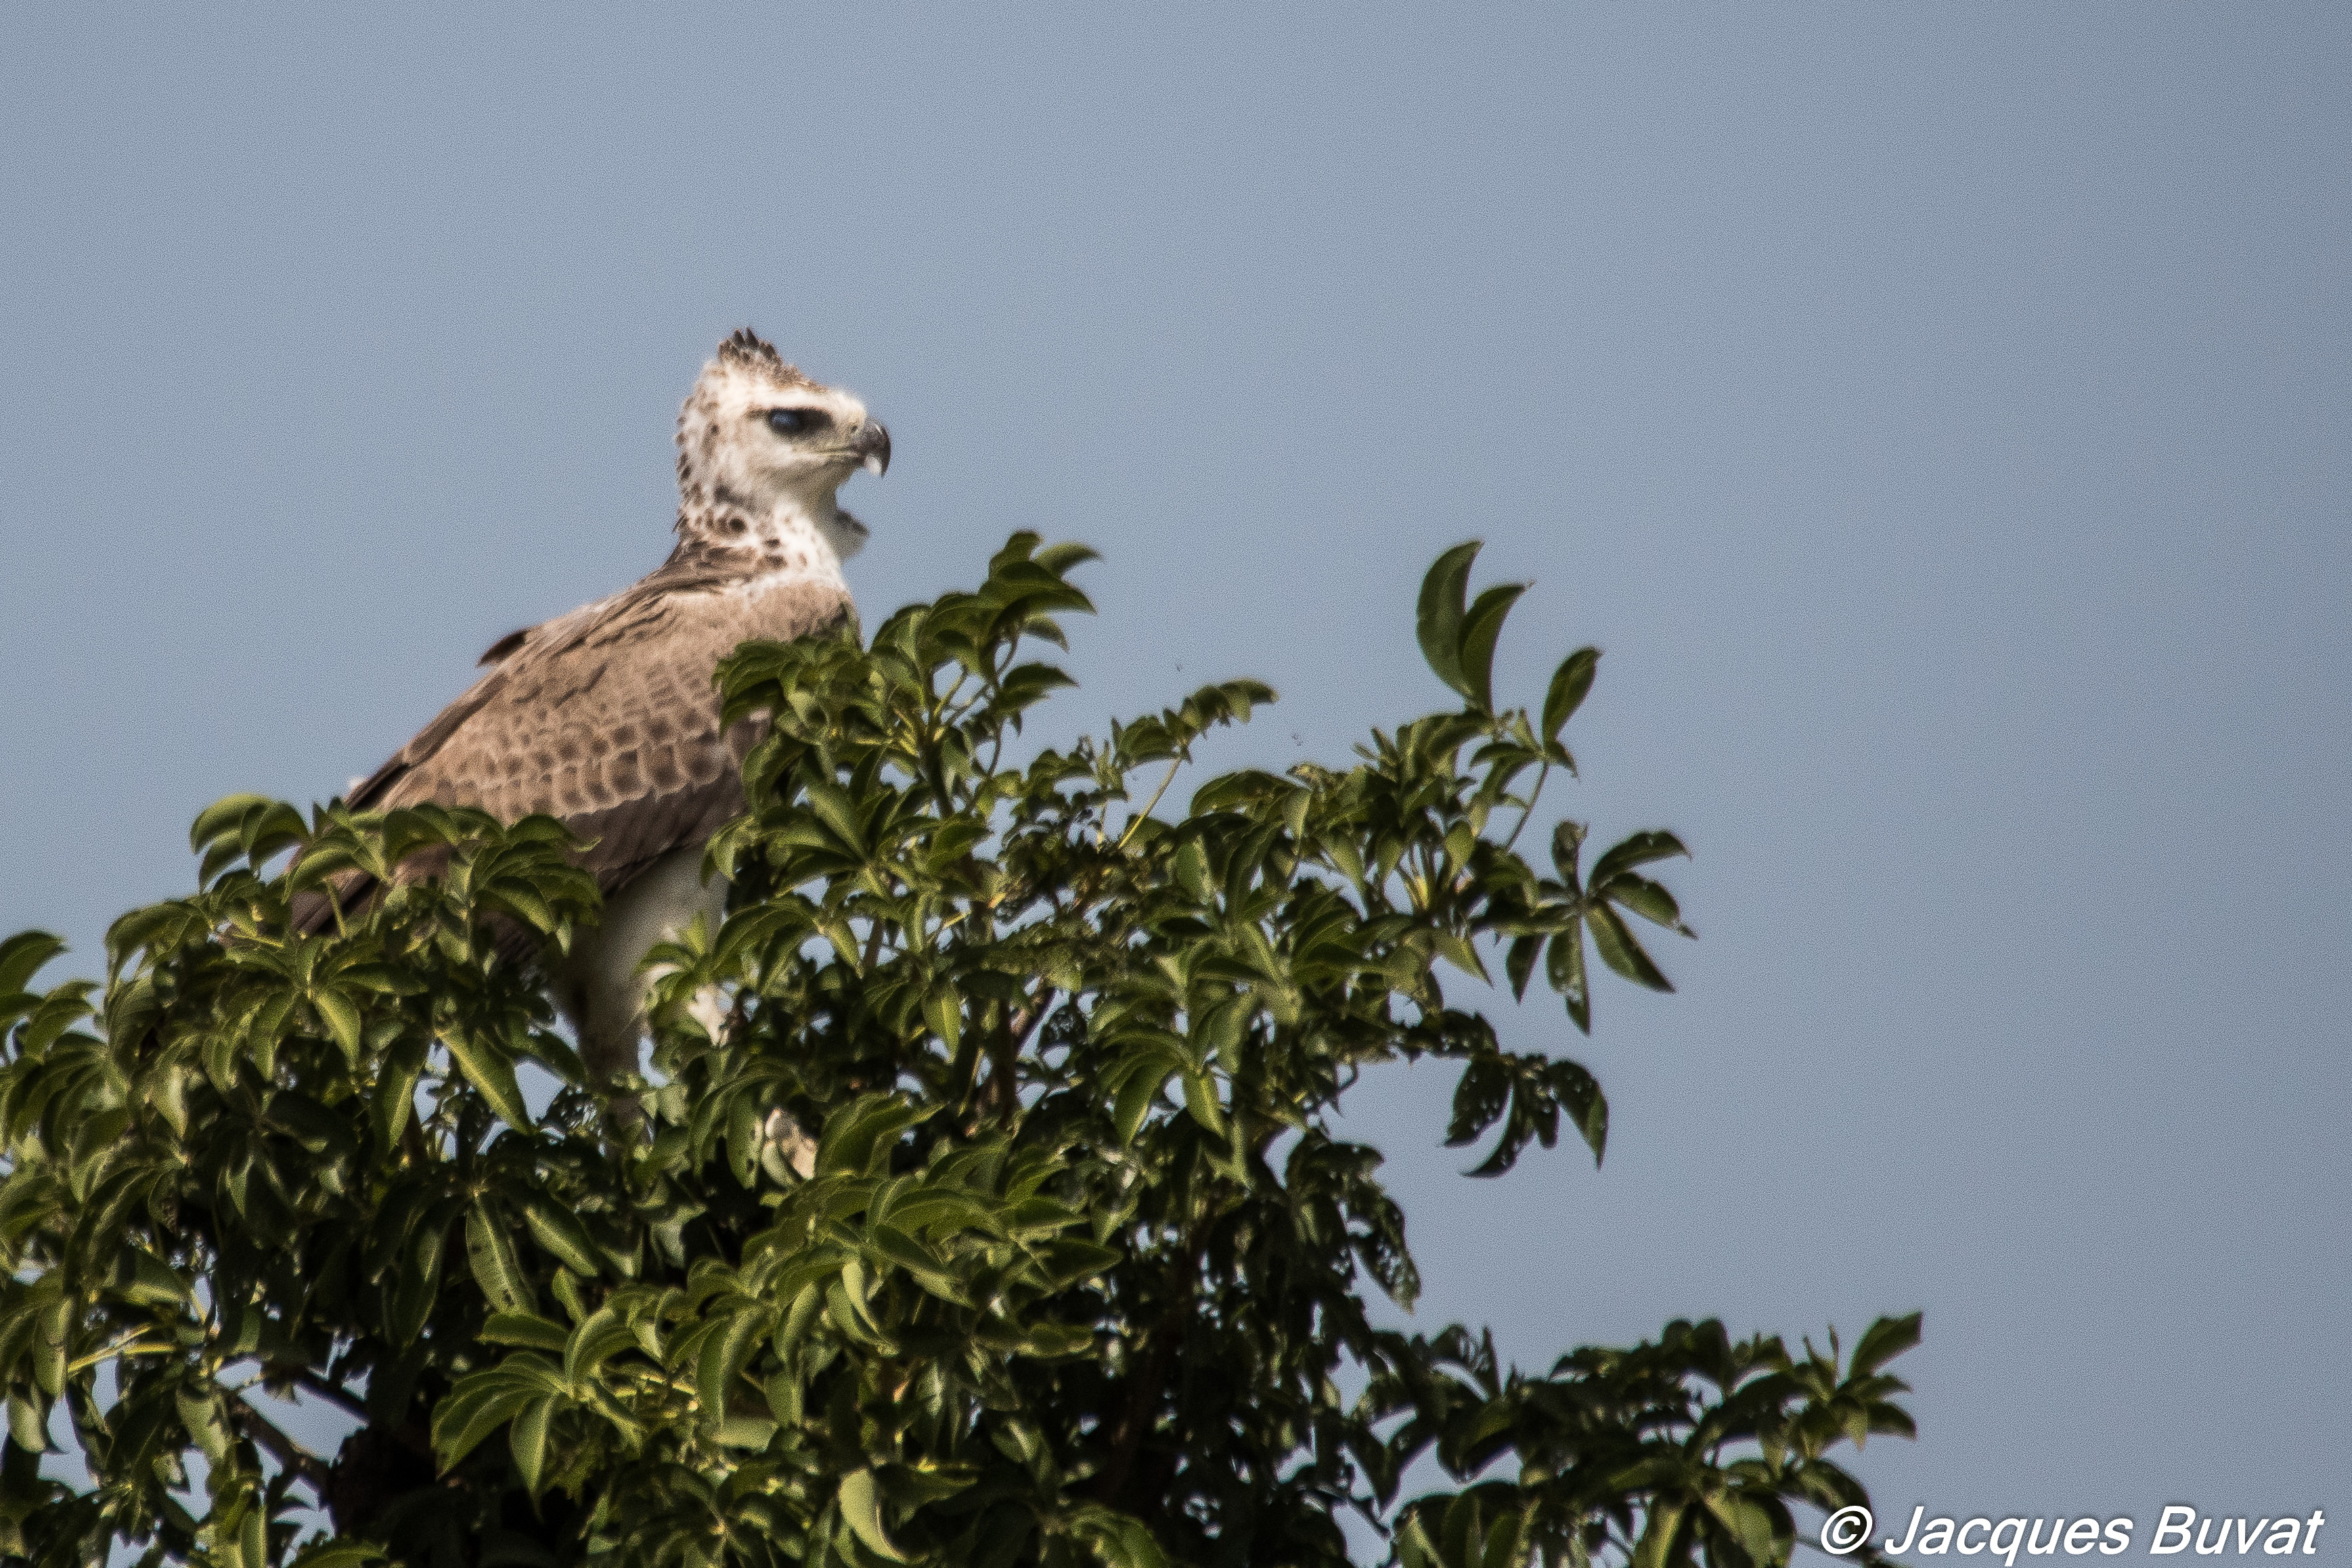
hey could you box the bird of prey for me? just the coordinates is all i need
[296,330,888,1084]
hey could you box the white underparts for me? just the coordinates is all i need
[553,845,729,1083]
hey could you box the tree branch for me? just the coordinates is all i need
[1096,1255,1197,1510]
[275,1365,368,1421]
[1115,760,1184,852]
[981,986,1056,1124]
[1006,987,1055,1056]
[233,1394,328,1495]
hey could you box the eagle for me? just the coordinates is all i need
[295,330,887,1086]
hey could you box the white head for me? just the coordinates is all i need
[674,329,889,566]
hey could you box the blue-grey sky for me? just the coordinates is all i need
[4,2,2346,1552]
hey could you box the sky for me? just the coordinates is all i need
[2,2,2347,1556]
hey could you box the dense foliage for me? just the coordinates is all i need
[0,537,1916,1568]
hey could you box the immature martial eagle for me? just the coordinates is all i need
[297,330,887,1083]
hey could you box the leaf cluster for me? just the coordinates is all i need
[0,536,1915,1568]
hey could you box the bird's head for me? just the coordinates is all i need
[675,329,889,555]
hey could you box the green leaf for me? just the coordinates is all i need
[1585,903,1674,993]
[313,989,363,1062]
[715,1414,776,1448]
[564,1305,637,1383]
[522,1199,604,1278]
[1504,935,1541,1002]
[1173,841,1212,902]
[801,776,870,859]
[190,792,274,853]
[389,1208,452,1347]
[372,1035,428,1151]
[1547,924,1591,1033]
[1558,1058,1609,1164]
[1446,1054,1509,1149]
[1112,1057,1173,1144]
[923,986,962,1054]
[481,1313,571,1353]
[7,1393,47,1454]
[443,1031,533,1129]
[108,1247,192,1312]
[431,1378,536,1471]
[696,1307,770,1426]
[839,1469,910,1563]
[1542,647,1601,745]
[1180,1067,1227,1136]
[1850,1312,1924,1377]
[1589,828,1689,887]
[866,1224,967,1303]
[1480,1502,1527,1568]
[287,1542,391,1568]
[1601,873,1691,935]
[1033,540,1103,575]
[1396,1511,1438,1568]
[774,1282,824,1361]
[1702,1494,1779,1568]
[509,1395,553,1496]
[1080,1511,1172,1568]
[1459,581,1528,713]
[1633,1500,1687,1568]
[1434,931,1490,983]
[0,932,63,998]
[1444,1494,1481,1568]
[1417,541,1482,702]
[240,1496,267,1568]
[176,1386,229,1465]
[996,660,1079,711]
[817,1095,929,1178]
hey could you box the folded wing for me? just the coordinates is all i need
[294,574,851,937]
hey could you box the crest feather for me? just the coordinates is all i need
[715,328,813,388]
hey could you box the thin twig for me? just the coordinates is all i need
[1496,757,1551,856]
[1114,759,1184,853]
[65,1333,173,1375]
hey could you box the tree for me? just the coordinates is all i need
[0,537,1917,1568]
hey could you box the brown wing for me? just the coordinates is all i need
[292,574,851,937]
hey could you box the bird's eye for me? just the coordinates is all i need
[766,408,830,436]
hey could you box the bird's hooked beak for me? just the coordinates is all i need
[854,418,891,478]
